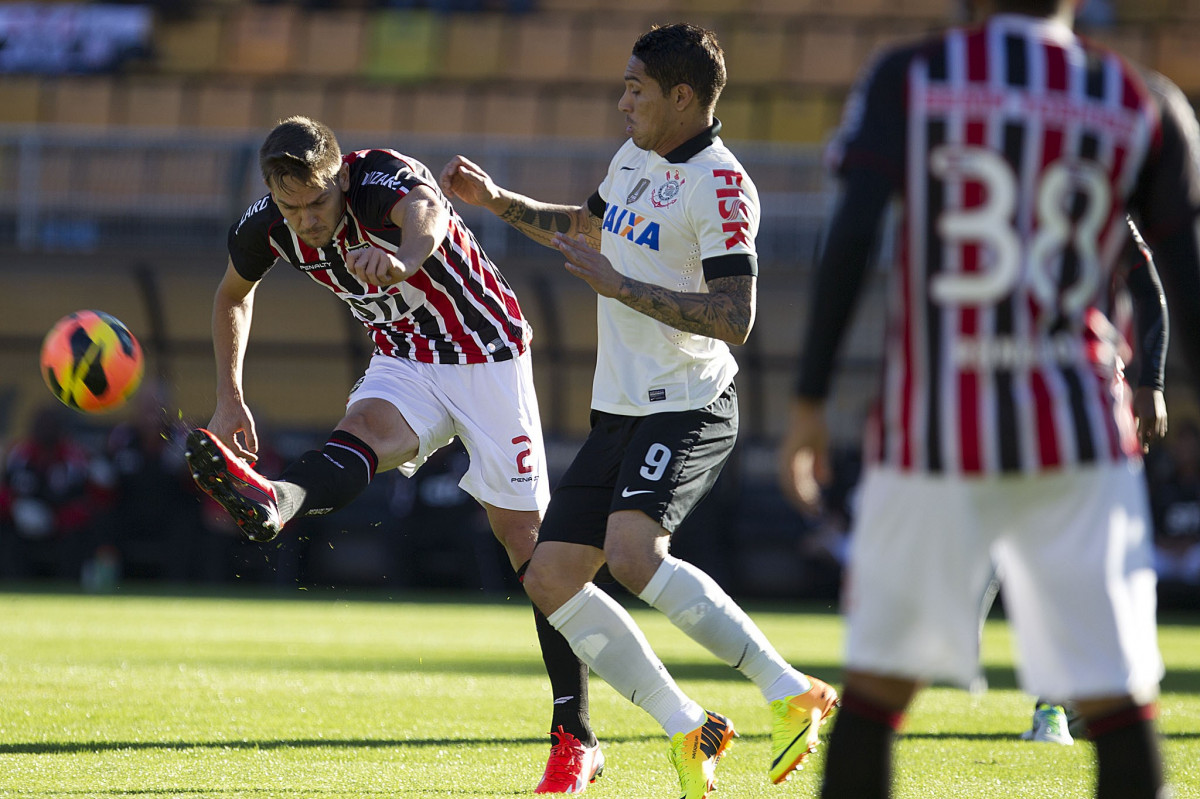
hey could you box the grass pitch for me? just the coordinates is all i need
[1,587,1198,798]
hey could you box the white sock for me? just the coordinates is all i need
[548,584,706,737]
[639,555,812,702]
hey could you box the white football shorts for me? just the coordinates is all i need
[347,351,550,513]
[843,462,1162,703]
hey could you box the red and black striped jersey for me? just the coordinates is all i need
[822,14,1200,476]
[228,148,529,365]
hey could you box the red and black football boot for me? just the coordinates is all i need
[185,428,282,542]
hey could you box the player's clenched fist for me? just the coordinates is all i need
[345,244,410,286]
[439,155,501,209]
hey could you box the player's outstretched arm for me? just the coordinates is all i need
[439,155,601,250]
[551,232,755,345]
[209,260,260,462]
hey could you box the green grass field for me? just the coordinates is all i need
[1,587,1198,799]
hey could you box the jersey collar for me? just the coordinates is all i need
[660,118,722,164]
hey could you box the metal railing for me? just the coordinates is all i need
[0,125,837,261]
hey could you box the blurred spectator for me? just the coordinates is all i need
[0,404,116,581]
[386,438,511,591]
[1149,420,1200,587]
[100,381,206,582]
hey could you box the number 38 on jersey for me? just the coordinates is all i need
[928,143,1112,323]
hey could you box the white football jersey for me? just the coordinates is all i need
[591,129,759,415]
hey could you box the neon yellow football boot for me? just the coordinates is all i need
[768,676,839,783]
[668,710,737,799]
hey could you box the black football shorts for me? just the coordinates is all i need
[538,383,738,549]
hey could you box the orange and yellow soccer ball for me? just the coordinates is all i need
[40,310,144,413]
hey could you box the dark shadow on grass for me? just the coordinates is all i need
[965,665,1200,694]
[173,655,849,683]
[0,733,674,756]
[6,727,1198,759]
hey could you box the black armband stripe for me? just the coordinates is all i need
[703,253,757,280]
[587,192,607,219]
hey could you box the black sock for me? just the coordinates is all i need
[517,561,595,747]
[821,690,901,799]
[274,430,379,524]
[1089,704,1165,799]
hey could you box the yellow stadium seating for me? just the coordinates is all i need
[480,88,545,140]
[46,77,115,128]
[439,13,509,81]
[154,12,223,75]
[262,84,331,130]
[220,4,300,77]
[502,13,579,84]
[115,77,188,129]
[291,10,367,79]
[409,85,476,136]
[725,23,789,86]
[548,90,626,141]
[0,76,44,125]
[582,20,647,83]
[764,90,840,144]
[1155,26,1200,93]
[189,80,259,131]
[789,24,866,89]
[362,9,440,83]
[334,85,409,137]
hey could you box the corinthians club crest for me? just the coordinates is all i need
[651,170,685,208]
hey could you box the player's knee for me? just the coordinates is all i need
[338,400,418,467]
[603,544,656,594]
[520,557,556,611]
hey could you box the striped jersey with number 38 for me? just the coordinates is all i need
[828,14,1200,475]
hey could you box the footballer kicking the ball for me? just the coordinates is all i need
[186,115,603,794]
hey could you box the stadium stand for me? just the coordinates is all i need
[220,4,301,77]
[1,0,1198,595]
[291,10,368,79]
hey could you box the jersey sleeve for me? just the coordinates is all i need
[1130,72,1200,244]
[685,164,760,262]
[587,191,607,219]
[825,45,912,188]
[346,151,438,228]
[1124,225,1168,391]
[226,197,280,281]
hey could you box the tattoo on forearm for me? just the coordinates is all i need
[619,275,754,343]
[500,199,573,245]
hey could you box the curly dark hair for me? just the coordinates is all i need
[632,24,726,113]
[259,116,343,192]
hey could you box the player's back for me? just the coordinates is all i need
[864,14,1161,475]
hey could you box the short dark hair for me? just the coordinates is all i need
[632,24,726,113]
[259,116,342,192]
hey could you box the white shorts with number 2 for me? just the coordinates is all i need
[348,351,549,513]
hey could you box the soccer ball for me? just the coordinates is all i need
[40,310,145,413]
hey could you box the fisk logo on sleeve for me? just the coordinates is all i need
[602,204,661,250]
[713,169,750,250]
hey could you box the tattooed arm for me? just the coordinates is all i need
[552,233,756,345]
[439,154,601,249]
[499,196,602,250]
[618,274,757,345]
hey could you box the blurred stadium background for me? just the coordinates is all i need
[1,0,1198,599]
